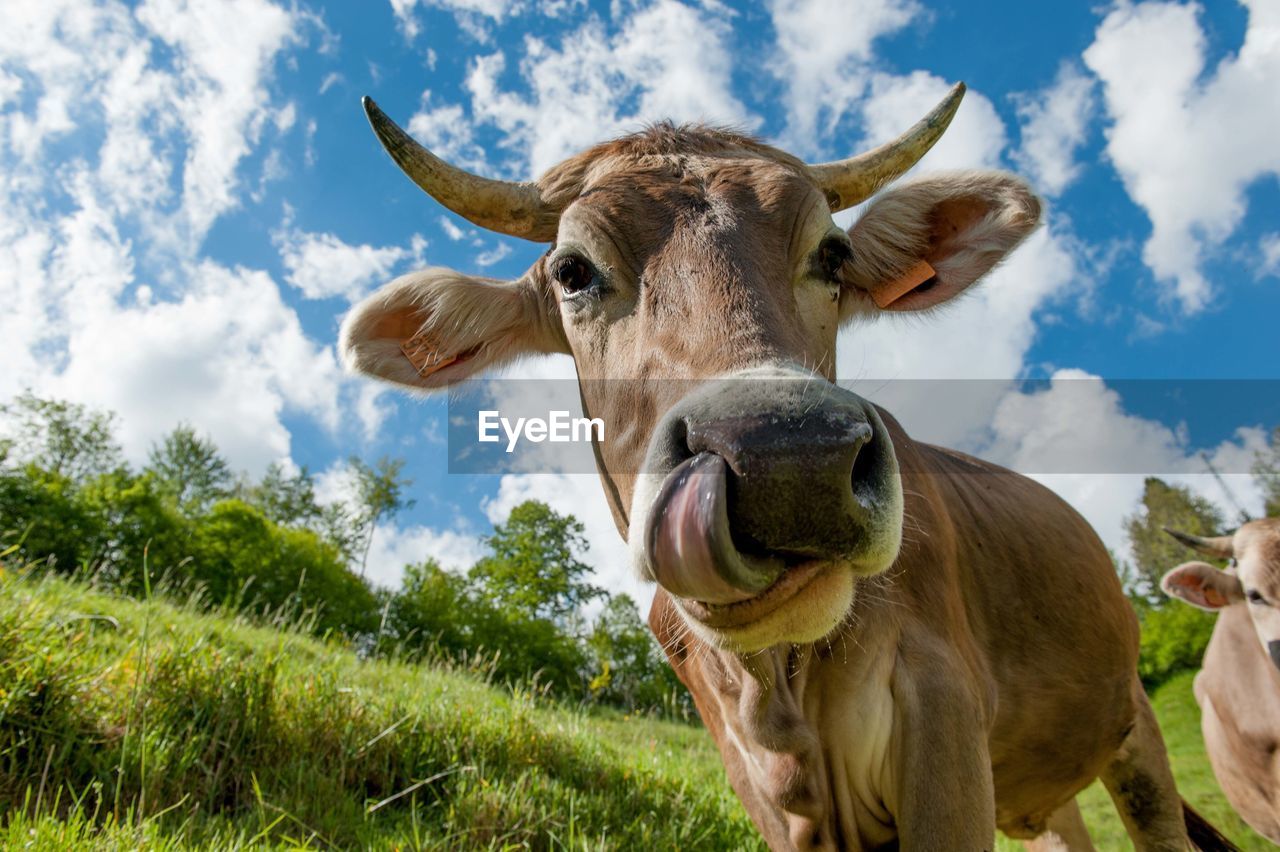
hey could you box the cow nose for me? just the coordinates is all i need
[1268,640,1280,673]
[685,403,883,561]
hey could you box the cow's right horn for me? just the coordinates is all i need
[809,82,966,212]
[362,97,559,242]
[1164,527,1236,560]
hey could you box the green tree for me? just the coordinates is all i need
[1254,426,1280,517]
[247,462,322,527]
[191,499,378,635]
[0,393,121,483]
[588,594,684,713]
[146,425,232,514]
[346,456,414,577]
[385,559,476,658]
[0,465,103,572]
[470,501,603,627]
[1124,477,1225,607]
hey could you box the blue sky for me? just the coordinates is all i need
[2,0,1277,600]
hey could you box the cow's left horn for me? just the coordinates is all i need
[810,82,966,212]
[1164,527,1235,560]
[362,97,559,242]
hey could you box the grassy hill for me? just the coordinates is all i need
[0,568,1270,850]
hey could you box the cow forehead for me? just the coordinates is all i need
[557,158,824,260]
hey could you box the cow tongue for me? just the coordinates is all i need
[645,452,785,604]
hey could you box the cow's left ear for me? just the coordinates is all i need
[340,267,568,392]
[840,171,1041,319]
[1161,561,1244,611]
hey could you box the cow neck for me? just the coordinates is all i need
[731,644,832,837]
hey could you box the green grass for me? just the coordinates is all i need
[0,567,1271,850]
[0,568,762,850]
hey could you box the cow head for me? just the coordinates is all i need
[341,84,1042,653]
[1163,520,1280,671]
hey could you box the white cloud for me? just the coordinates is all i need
[389,0,520,42]
[407,94,493,174]
[1260,232,1280,278]
[0,0,354,476]
[977,370,1267,559]
[1083,0,1280,313]
[275,225,413,302]
[1012,62,1096,197]
[462,0,754,176]
[767,0,922,153]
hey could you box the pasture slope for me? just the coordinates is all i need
[0,569,1268,850]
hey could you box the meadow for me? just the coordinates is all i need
[0,566,1271,850]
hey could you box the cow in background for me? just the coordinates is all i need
[1163,520,1280,843]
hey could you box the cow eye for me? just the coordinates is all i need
[1247,589,1269,606]
[551,254,596,294]
[817,239,852,281]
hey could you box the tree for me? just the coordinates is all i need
[470,500,603,627]
[346,456,414,577]
[588,594,683,712]
[247,462,322,527]
[1254,426,1280,517]
[1124,477,1226,607]
[0,393,121,483]
[146,425,232,514]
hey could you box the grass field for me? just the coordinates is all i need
[0,568,1270,850]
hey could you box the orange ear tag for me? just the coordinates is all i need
[401,333,459,378]
[872,260,937,308]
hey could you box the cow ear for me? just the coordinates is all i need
[1161,562,1244,611]
[340,267,568,391]
[840,171,1041,318]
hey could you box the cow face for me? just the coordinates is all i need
[1163,520,1280,671]
[342,87,1042,653]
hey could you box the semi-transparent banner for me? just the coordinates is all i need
[445,378,1280,475]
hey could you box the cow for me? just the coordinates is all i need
[1162,520,1280,843]
[340,84,1232,850]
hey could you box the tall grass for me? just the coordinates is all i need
[0,564,762,850]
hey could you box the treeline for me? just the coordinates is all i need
[1121,433,1280,688]
[0,394,686,717]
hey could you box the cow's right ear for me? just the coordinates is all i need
[1161,562,1244,611]
[340,267,568,391]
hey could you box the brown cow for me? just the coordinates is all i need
[341,85,1232,850]
[1162,520,1280,843]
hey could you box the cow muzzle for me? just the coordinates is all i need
[630,366,903,647]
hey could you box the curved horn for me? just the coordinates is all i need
[362,97,558,242]
[1164,527,1235,560]
[810,82,966,212]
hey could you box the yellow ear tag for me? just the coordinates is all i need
[872,260,937,308]
[401,333,459,378]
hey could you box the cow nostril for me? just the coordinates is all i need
[850,426,882,504]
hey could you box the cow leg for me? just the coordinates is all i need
[1099,688,1190,851]
[1021,798,1096,852]
[892,640,997,851]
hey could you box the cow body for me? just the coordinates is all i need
[653,418,1144,848]
[344,91,1229,849]
[1196,606,1280,842]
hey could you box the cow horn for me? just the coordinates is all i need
[1164,527,1235,560]
[810,82,967,212]
[362,97,559,242]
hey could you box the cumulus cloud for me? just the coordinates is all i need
[0,0,353,474]
[461,0,754,176]
[1012,62,1097,197]
[767,0,922,153]
[1259,232,1280,278]
[978,370,1267,559]
[275,223,417,302]
[1083,0,1280,312]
